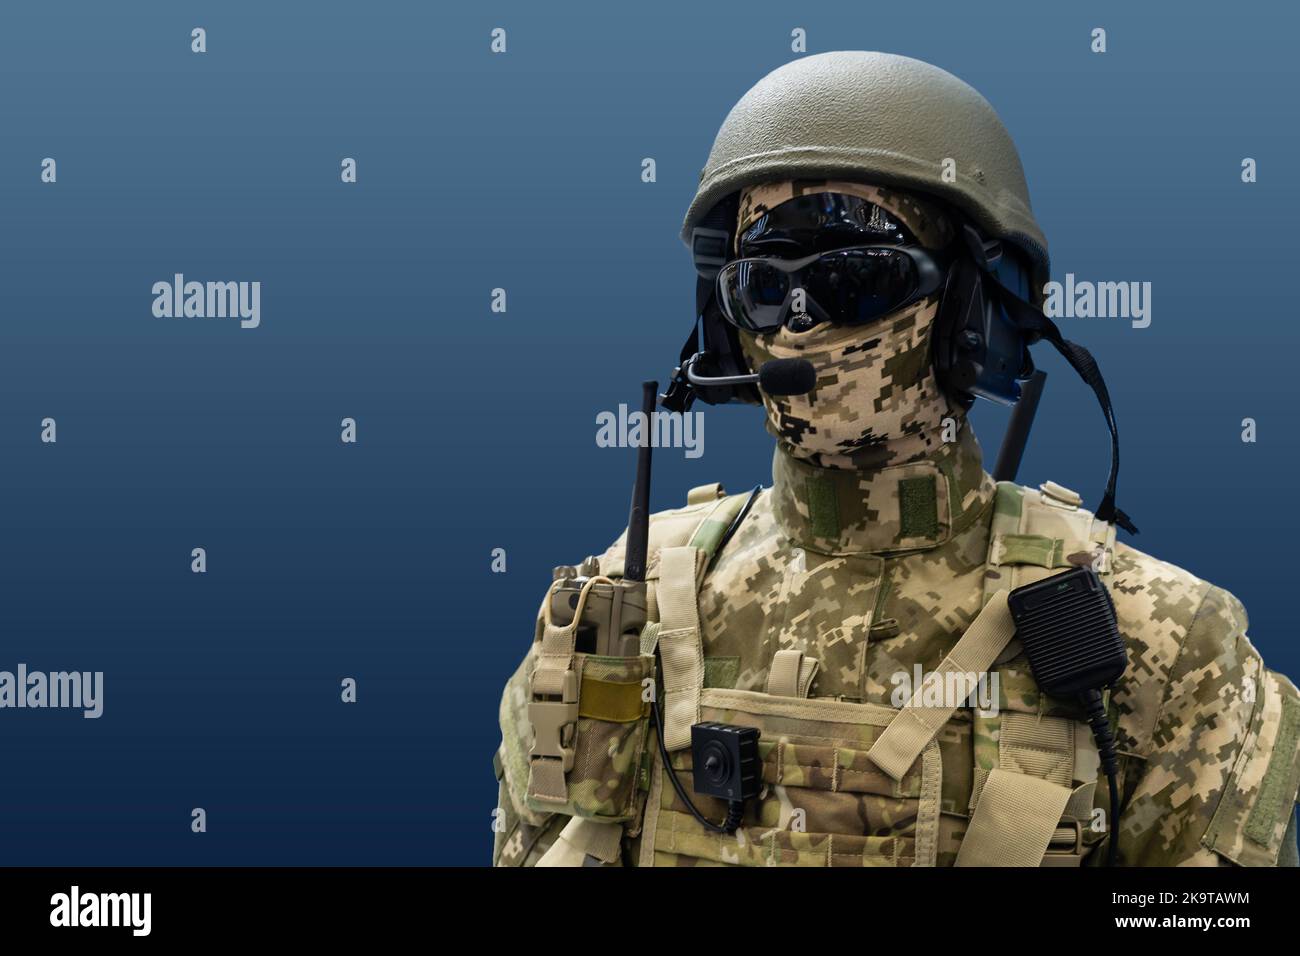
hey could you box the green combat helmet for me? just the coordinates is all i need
[682,51,1050,293]
[493,51,1300,868]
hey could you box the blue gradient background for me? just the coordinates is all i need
[0,1,1295,865]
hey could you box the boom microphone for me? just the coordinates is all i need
[757,358,817,396]
[684,355,816,396]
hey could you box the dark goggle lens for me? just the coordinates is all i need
[717,247,922,332]
[804,248,919,326]
[717,259,792,332]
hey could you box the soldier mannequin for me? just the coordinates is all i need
[493,52,1300,867]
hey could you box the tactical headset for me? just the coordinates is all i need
[660,190,1136,535]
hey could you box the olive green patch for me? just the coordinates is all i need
[998,533,1065,568]
[1246,693,1300,846]
[806,474,840,539]
[899,475,939,538]
[703,656,741,689]
[688,493,751,560]
[688,518,729,558]
[578,676,648,723]
[993,482,1024,519]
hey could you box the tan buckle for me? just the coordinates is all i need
[1041,819,1085,867]
[529,670,580,773]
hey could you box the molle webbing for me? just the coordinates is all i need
[653,491,755,751]
[656,546,708,751]
[527,576,615,804]
[983,480,1117,603]
[865,479,1115,866]
[525,488,755,808]
[960,480,1115,866]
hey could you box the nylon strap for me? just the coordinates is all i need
[650,491,752,749]
[867,590,1015,781]
[527,757,568,806]
[1000,711,1073,786]
[955,768,1074,867]
[656,546,708,751]
[765,648,820,699]
[964,479,1105,864]
[983,480,1117,603]
[536,818,624,867]
[526,576,614,804]
[912,742,943,867]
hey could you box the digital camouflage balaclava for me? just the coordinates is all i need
[735,180,965,471]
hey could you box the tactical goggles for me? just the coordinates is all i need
[715,244,948,333]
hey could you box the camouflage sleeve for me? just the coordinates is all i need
[492,760,566,866]
[491,593,570,867]
[491,527,655,866]
[1119,585,1300,866]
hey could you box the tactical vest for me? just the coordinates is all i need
[511,477,1117,867]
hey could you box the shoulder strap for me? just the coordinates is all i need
[955,479,1116,867]
[867,590,1017,780]
[598,486,753,581]
[983,480,1117,603]
[646,490,756,751]
[685,488,756,564]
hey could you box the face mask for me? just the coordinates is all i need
[739,292,962,470]
[735,180,961,470]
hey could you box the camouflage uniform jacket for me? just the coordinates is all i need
[494,428,1300,866]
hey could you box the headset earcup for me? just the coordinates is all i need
[932,257,978,402]
[701,301,761,405]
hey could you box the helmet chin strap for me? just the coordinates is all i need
[983,267,1137,535]
[947,221,1136,535]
